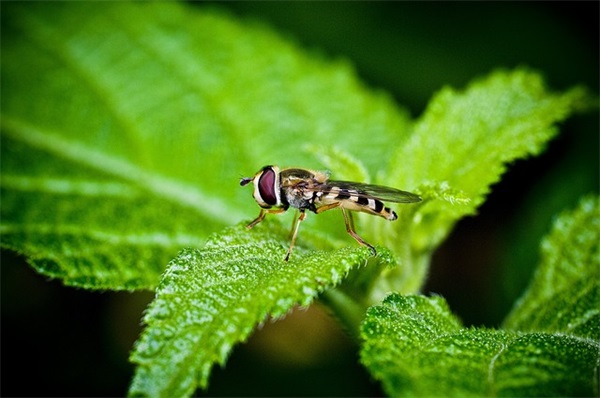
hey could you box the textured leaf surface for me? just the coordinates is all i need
[361,199,600,396]
[2,3,596,395]
[392,70,588,247]
[361,294,599,397]
[2,2,590,295]
[504,196,600,339]
[1,2,410,289]
[129,223,392,397]
[372,70,589,294]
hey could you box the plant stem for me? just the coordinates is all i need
[320,287,368,341]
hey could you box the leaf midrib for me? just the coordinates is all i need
[1,117,243,223]
[0,223,200,248]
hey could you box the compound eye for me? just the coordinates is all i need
[258,167,278,206]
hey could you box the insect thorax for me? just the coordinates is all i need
[281,185,318,212]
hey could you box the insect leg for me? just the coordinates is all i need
[314,202,341,214]
[247,209,266,229]
[247,208,286,229]
[285,210,306,261]
[347,209,356,232]
[289,211,299,239]
[341,207,377,256]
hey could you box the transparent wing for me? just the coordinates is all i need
[312,180,422,203]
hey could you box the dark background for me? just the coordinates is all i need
[2,2,598,396]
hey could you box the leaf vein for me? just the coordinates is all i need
[1,117,242,223]
[0,223,200,248]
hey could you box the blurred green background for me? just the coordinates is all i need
[2,2,597,396]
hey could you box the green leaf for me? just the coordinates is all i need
[361,198,600,397]
[129,223,393,397]
[2,2,591,297]
[504,196,600,339]
[395,69,589,239]
[361,294,599,397]
[2,3,595,393]
[1,2,411,289]
[371,69,590,295]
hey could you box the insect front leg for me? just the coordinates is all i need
[340,207,377,256]
[246,209,266,229]
[247,208,286,229]
[285,210,307,262]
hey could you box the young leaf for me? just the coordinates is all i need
[129,223,393,397]
[504,196,600,339]
[361,198,600,396]
[361,294,599,397]
[1,2,411,289]
[372,70,590,295]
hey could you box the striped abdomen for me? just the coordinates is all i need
[317,187,398,221]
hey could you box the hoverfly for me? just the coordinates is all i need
[240,165,421,261]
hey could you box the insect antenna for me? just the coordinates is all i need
[240,177,253,186]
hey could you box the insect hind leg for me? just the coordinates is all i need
[341,207,377,256]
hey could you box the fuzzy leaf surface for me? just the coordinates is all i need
[373,70,589,294]
[129,223,392,397]
[504,196,600,339]
[361,294,599,397]
[361,199,600,396]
